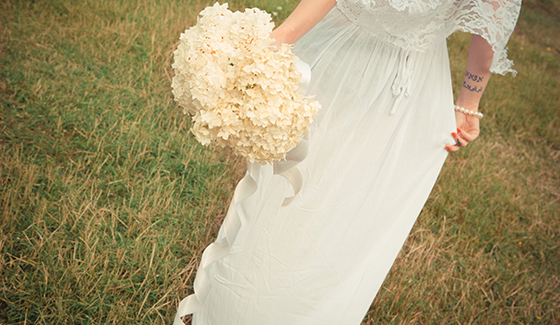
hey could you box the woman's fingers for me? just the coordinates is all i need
[457,127,478,142]
[447,127,476,152]
[445,144,460,152]
[447,126,481,152]
[452,131,467,147]
[447,129,471,152]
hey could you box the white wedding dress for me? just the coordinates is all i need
[174,0,521,324]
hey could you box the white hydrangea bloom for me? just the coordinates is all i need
[172,2,321,163]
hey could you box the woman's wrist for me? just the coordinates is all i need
[455,103,479,112]
[454,105,484,118]
[270,25,296,47]
[455,96,480,112]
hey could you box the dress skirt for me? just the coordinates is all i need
[188,6,457,325]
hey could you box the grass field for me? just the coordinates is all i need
[1,0,559,324]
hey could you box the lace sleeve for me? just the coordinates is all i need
[335,0,521,75]
[452,0,522,76]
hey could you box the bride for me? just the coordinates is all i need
[175,0,521,323]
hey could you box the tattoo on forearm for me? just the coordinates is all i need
[465,70,484,83]
[462,80,484,93]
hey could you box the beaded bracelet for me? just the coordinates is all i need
[454,105,483,119]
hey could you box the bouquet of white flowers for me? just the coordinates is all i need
[172,3,320,163]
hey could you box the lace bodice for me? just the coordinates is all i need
[336,0,522,75]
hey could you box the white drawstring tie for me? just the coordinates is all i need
[390,52,414,115]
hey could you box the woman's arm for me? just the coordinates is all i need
[270,0,337,47]
[447,35,494,152]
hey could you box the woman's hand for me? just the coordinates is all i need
[446,110,480,152]
[269,0,336,48]
[270,29,289,49]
